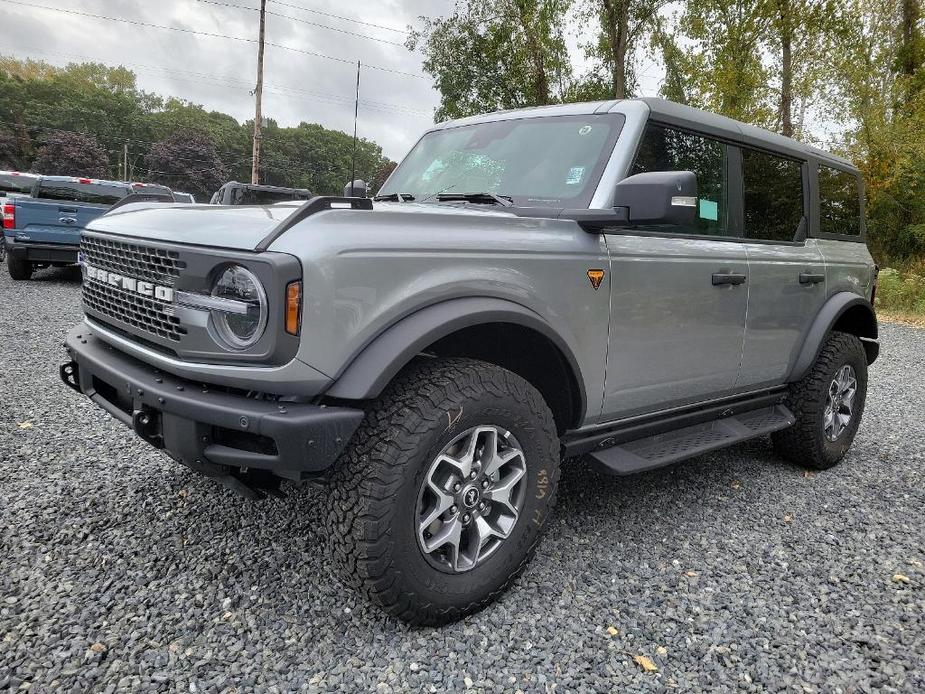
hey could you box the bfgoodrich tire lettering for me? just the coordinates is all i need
[772,331,868,470]
[325,357,560,625]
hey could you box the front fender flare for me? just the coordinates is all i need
[788,292,878,382]
[324,297,586,418]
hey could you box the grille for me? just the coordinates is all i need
[81,234,186,283]
[81,234,187,343]
[83,279,187,342]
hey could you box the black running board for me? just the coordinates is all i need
[588,405,795,475]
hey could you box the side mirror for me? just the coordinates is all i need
[613,170,698,226]
[562,170,698,232]
[344,179,368,198]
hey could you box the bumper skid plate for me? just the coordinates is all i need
[61,324,364,490]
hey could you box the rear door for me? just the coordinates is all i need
[734,147,827,389]
[15,180,127,245]
[602,123,748,418]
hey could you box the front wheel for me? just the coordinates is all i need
[772,331,868,470]
[326,357,561,625]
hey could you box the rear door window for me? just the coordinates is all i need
[742,149,804,242]
[36,181,129,206]
[0,174,35,195]
[630,124,728,236]
[818,165,861,236]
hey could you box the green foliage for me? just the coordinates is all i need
[0,57,395,196]
[875,267,925,314]
[409,0,573,121]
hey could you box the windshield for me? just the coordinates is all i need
[380,113,625,208]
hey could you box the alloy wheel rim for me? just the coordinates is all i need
[823,364,857,441]
[415,425,527,573]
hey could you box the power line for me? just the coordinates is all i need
[0,0,427,79]
[269,0,410,35]
[196,0,407,48]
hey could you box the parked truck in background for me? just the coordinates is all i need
[209,181,312,205]
[0,171,38,262]
[4,176,173,280]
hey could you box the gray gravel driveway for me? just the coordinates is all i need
[1,266,923,693]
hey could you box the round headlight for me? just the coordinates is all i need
[210,265,267,349]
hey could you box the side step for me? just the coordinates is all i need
[588,405,795,475]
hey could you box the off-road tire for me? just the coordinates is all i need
[7,253,32,280]
[325,357,561,625]
[772,331,868,470]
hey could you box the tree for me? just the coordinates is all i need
[32,131,109,177]
[373,161,398,192]
[144,132,226,197]
[409,0,572,120]
[578,0,667,99]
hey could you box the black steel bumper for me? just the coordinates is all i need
[6,239,79,264]
[61,323,364,485]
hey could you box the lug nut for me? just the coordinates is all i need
[450,505,458,514]
[453,482,461,492]
[462,513,471,523]
[469,471,477,480]
[481,479,489,489]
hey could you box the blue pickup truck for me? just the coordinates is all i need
[4,176,173,280]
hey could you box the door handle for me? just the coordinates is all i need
[712,273,747,286]
[59,206,78,213]
[799,272,825,285]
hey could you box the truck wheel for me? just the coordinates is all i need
[326,357,561,625]
[772,331,868,470]
[7,254,33,280]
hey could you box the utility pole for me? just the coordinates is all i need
[251,0,267,184]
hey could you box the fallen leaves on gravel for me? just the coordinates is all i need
[803,471,815,478]
[784,514,794,523]
[730,479,741,489]
[88,643,106,653]
[656,646,668,655]
[633,655,658,672]
[606,626,618,636]
[892,574,911,584]
[17,421,33,429]
[684,570,698,577]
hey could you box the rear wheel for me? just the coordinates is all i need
[772,331,868,470]
[7,253,32,280]
[326,357,561,625]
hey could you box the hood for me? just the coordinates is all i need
[84,200,519,251]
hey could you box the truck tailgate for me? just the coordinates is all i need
[13,198,108,245]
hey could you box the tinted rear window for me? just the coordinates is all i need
[818,166,861,236]
[743,149,804,242]
[36,181,129,206]
[0,174,35,195]
[231,188,311,205]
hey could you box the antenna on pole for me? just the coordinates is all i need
[251,0,267,185]
[350,60,360,196]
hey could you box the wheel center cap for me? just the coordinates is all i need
[462,486,480,509]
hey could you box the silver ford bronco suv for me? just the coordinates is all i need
[60,98,879,625]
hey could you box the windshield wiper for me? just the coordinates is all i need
[372,192,415,202]
[435,192,514,207]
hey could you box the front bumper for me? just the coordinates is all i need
[61,323,364,486]
[5,238,79,264]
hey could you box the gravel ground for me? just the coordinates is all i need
[1,266,923,693]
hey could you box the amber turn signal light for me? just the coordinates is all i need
[285,281,302,335]
[587,269,605,290]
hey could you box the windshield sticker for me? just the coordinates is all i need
[578,125,593,136]
[699,198,719,221]
[566,166,585,185]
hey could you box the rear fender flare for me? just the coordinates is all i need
[324,297,586,420]
[788,292,878,382]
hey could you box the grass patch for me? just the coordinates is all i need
[875,267,925,318]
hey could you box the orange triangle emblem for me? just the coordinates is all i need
[587,269,605,290]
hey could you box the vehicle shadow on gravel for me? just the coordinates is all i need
[28,265,82,283]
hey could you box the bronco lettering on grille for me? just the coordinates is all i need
[83,263,175,302]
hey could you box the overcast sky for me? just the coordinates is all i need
[0,0,665,161]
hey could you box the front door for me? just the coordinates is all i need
[601,122,748,419]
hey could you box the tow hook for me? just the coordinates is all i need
[59,361,81,393]
[132,408,164,449]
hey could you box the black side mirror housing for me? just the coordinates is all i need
[613,170,698,226]
[344,179,368,198]
[562,170,698,232]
